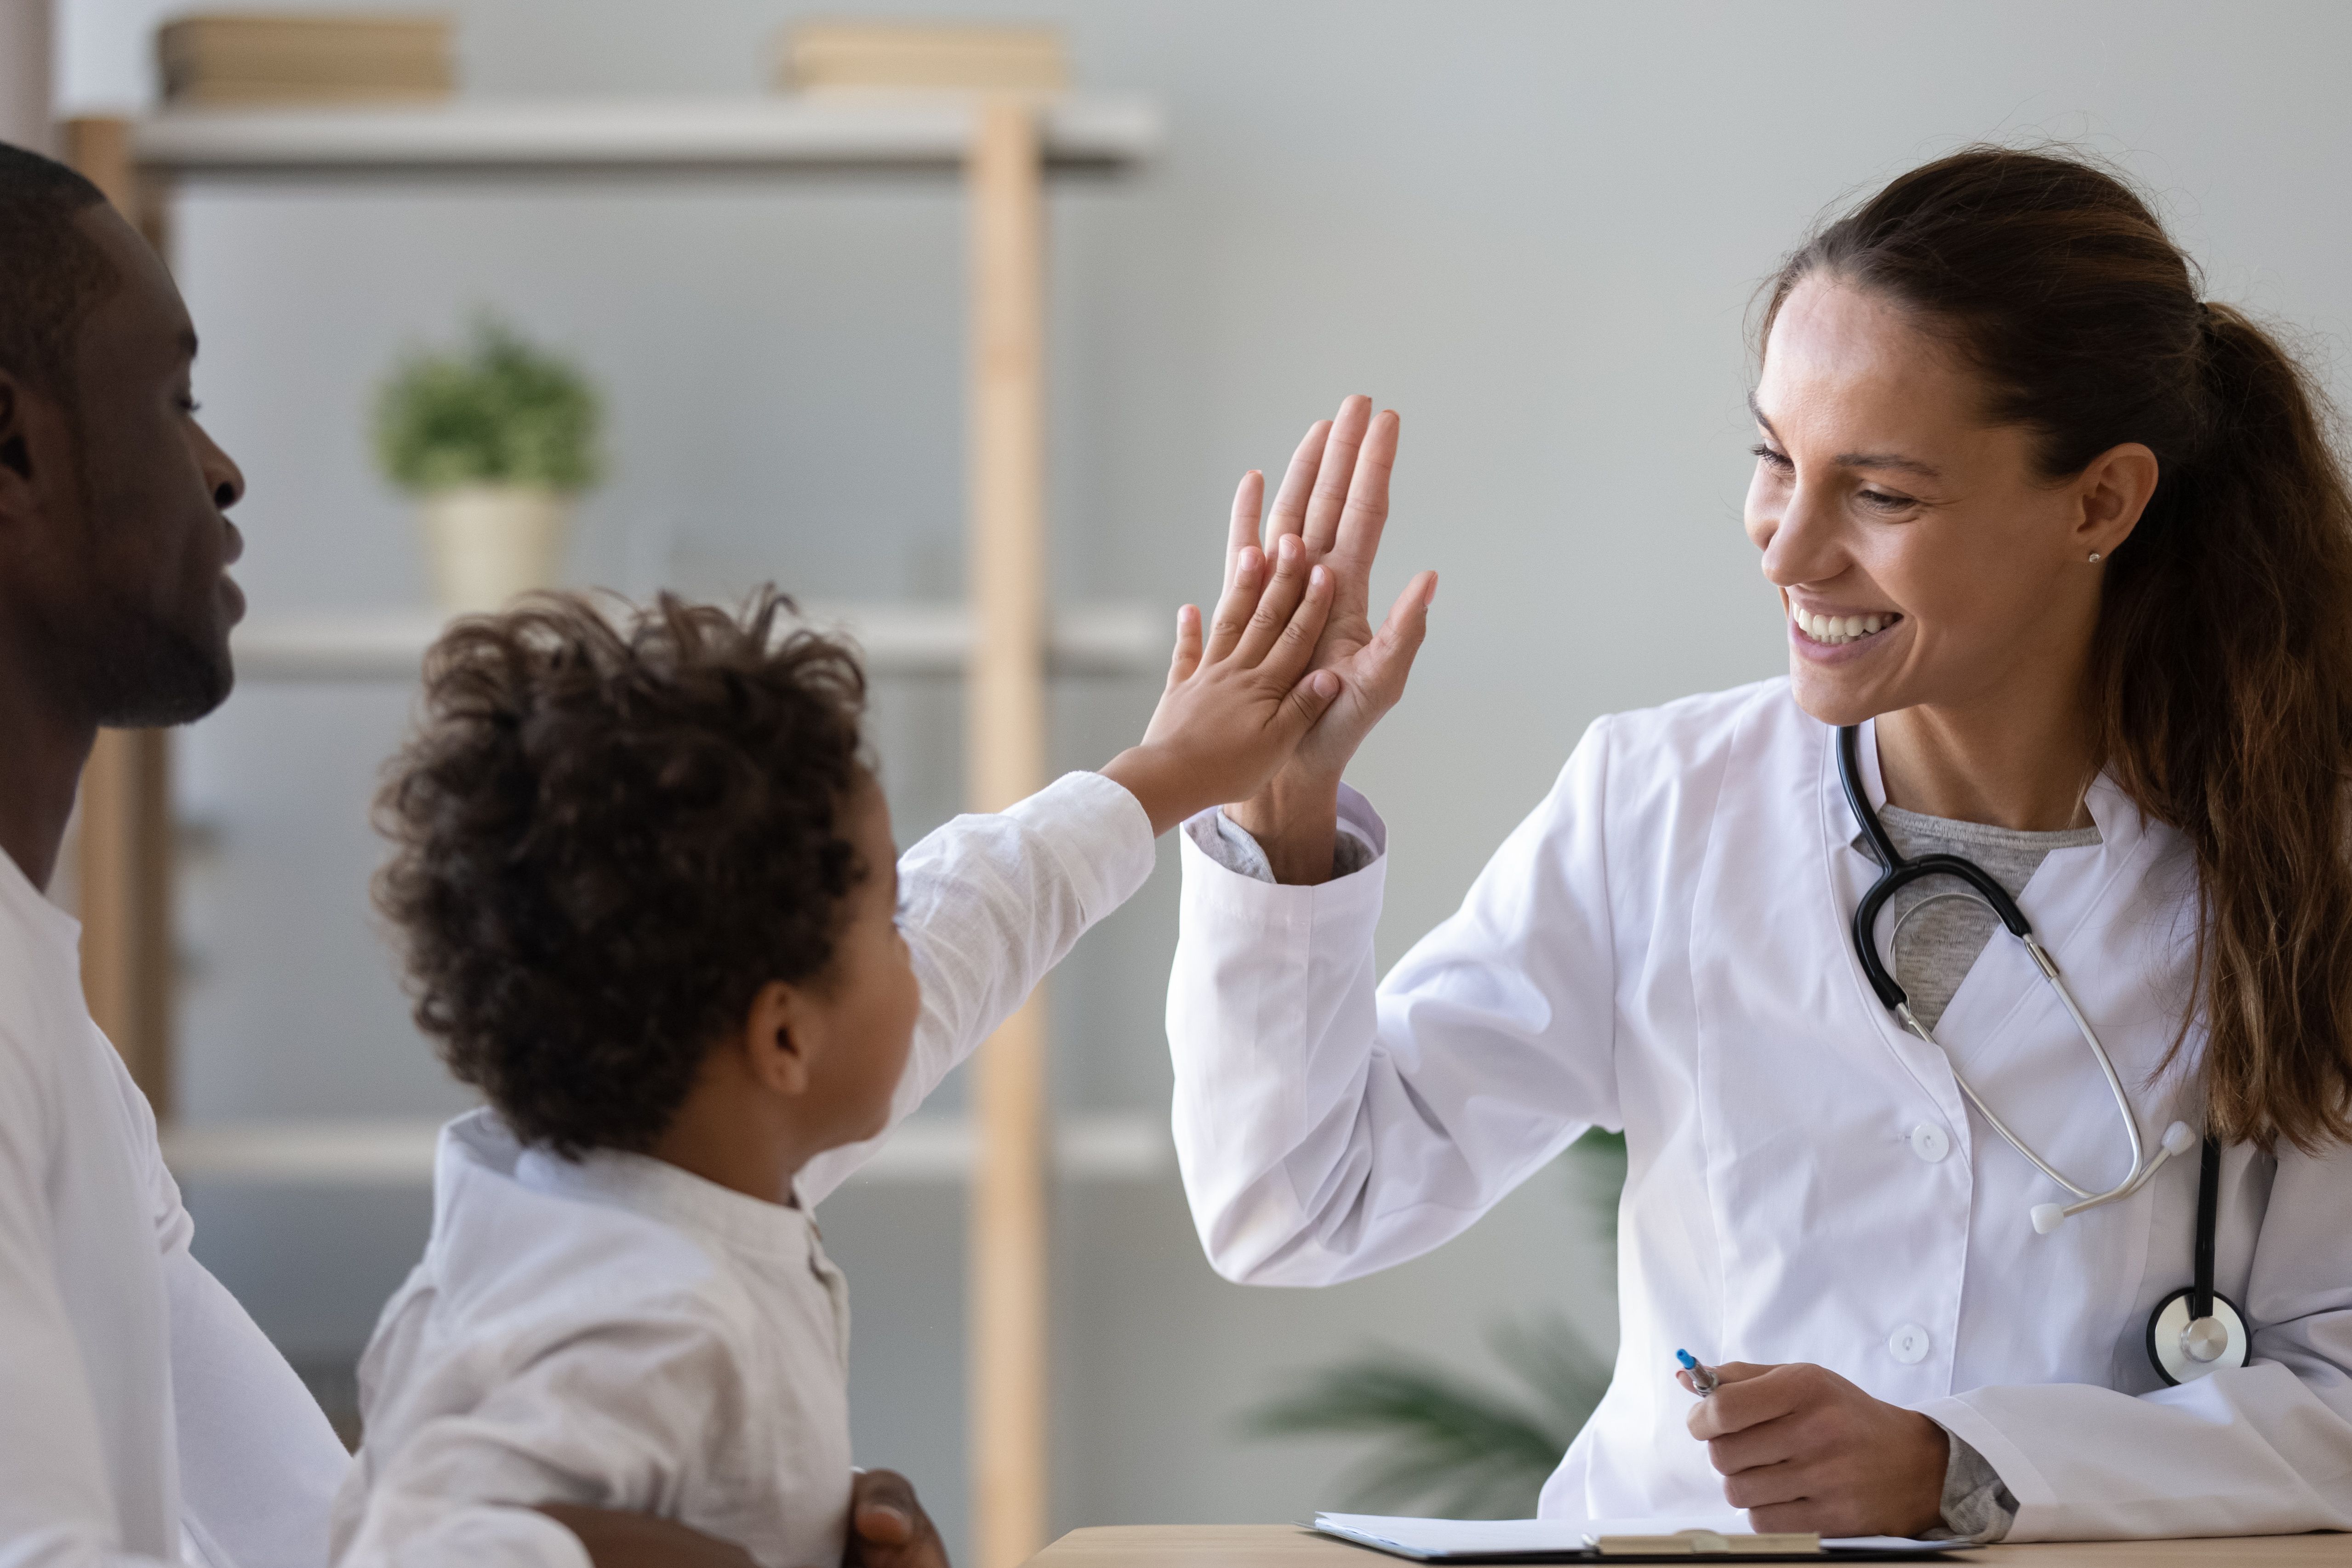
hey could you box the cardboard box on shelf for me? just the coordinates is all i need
[779,22,1066,96]
[157,13,453,106]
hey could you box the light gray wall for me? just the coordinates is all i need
[58,0,2352,1556]
[0,0,52,151]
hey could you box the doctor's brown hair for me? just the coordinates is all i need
[373,589,872,1157]
[1765,146,2352,1153]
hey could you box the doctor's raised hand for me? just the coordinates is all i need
[1217,395,1439,883]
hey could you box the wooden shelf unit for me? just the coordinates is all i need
[69,91,1160,1568]
[230,600,1165,682]
[163,1110,1173,1186]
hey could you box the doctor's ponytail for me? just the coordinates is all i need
[1768,147,2352,1153]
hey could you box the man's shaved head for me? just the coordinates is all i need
[0,143,119,423]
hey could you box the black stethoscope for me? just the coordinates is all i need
[1838,724,2249,1385]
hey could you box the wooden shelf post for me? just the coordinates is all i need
[64,116,177,1113]
[966,95,1050,1568]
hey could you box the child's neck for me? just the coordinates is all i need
[646,1066,819,1209]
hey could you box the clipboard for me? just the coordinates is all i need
[1309,1513,1961,1563]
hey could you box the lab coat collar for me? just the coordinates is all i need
[436,1108,820,1267]
[1830,717,2149,859]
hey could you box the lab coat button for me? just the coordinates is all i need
[1909,1123,1950,1163]
[1889,1324,1931,1363]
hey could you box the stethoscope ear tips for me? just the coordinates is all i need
[2162,1121,2199,1158]
[2030,1203,2069,1234]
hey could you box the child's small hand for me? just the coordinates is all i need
[1101,502,1344,836]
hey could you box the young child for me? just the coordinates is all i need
[330,534,1353,1568]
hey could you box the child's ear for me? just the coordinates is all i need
[741,980,815,1097]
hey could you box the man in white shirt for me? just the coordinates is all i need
[0,141,950,1568]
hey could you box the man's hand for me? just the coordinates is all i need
[1100,505,1343,837]
[1222,395,1436,884]
[845,1469,951,1568]
[1682,1362,1949,1539]
[537,1505,759,1568]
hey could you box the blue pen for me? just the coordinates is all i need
[1674,1348,1719,1396]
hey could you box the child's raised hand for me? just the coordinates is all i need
[1100,478,1345,836]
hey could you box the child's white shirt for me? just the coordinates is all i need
[331,770,1157,1568]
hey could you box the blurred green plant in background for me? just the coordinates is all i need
[1242,1129,1626,1519]
[376,318,604,495]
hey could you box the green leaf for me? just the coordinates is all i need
[1241,1133,1627,1519]
[375,317,604,496]
[1242,1315,1610,1519]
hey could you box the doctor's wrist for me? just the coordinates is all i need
[1226,775,1343,885]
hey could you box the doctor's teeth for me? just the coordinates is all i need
[1793,608,1893,644]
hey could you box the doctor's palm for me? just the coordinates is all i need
[1232,396,1436,788]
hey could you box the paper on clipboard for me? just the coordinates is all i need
[1310,1513,1957,1562]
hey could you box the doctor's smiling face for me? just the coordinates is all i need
[1743,274,2155,731]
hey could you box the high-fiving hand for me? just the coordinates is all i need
[1222,395,1437,883]
[1099,515,1344,837]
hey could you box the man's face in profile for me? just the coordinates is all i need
[8,204,247,729]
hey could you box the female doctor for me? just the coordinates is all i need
[1165,147,2352,1544]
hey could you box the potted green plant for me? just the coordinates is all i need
[375,319,604,612]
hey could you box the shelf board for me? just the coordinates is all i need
[231,600,1166,682]
[132,95,1161,179]
[163,1111,1172,1187]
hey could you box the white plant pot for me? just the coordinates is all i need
[417,485,573,614]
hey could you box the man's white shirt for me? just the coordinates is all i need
[0,848,348,1568]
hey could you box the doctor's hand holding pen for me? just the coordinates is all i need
[1675,1358,1950,1540]
[1219,394,1441,885]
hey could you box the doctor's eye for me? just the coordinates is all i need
[1856,488,1917,514]
[1749,443,1793,473]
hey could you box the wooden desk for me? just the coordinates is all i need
[1028,1522,2352,1568]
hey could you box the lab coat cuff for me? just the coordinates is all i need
[1919,1395,2050,1529]
[1014,770,1159,919]
[1176,785,1387,926]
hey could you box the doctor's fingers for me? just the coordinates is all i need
[1716,1456,1823,1515]
[1350,570,1438,702]
[1684,1363,1806,1440]
[1266,417,1337,549]
[1301,396,1375,555]
[1319,411,1399,608]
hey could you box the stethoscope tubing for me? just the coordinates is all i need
[1837,725,2157,1213]
[1835,724,2243,1380]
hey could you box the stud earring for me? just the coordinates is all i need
[2087,550,2104,564]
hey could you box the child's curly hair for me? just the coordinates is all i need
[374,588,871,1157]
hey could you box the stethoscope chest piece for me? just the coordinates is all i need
[2146,1286,2249,1385]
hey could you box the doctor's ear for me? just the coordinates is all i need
[739,980,816,1098]
[2072,441,2160,562]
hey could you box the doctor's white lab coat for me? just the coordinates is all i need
[1165,679,2352,1542]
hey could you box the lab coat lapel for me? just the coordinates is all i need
[1689,704,1970,1400]
[1833,735,2198,1387]
[1817,718,1979,1143]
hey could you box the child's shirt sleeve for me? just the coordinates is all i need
[796,770,1156,1204]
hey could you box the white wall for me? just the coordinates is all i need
[68,0,2352,1556]
[0,0,52,151]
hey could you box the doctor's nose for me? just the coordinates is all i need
[1756,486,1847,590]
